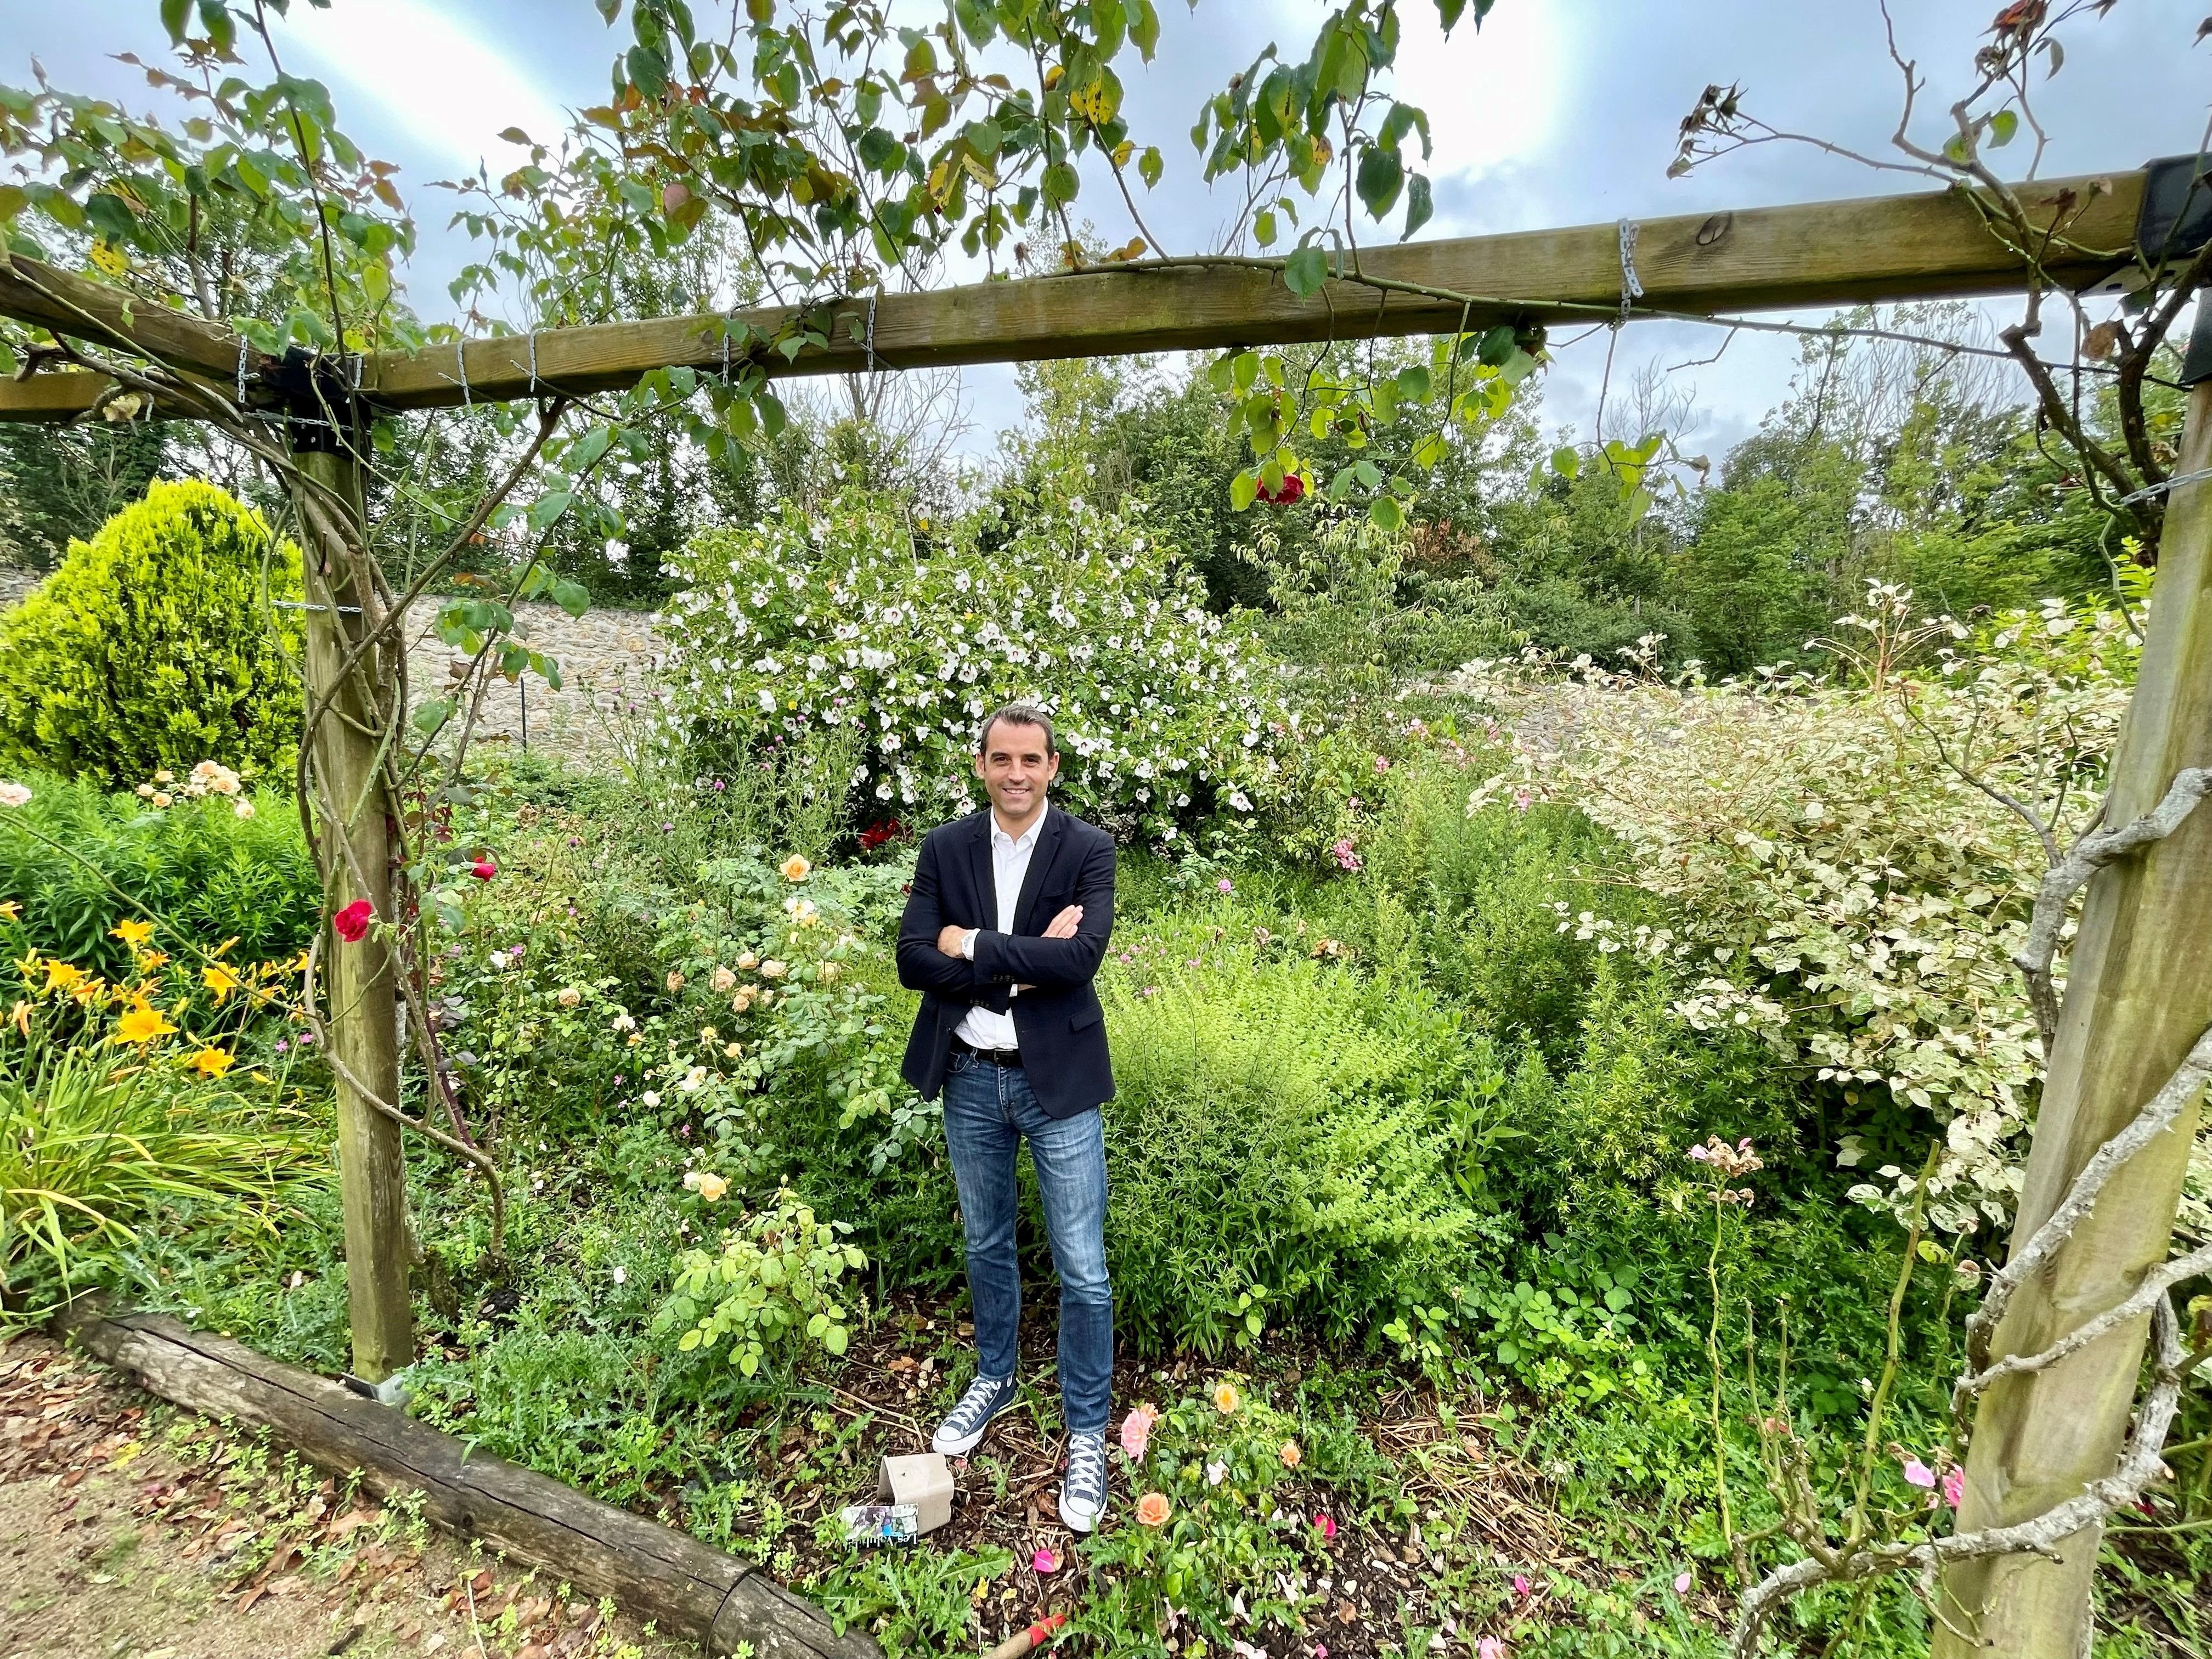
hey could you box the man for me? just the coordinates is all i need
[895,702,1118,1533]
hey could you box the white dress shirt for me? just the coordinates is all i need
[955,803,1049,1052]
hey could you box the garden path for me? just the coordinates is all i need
[0,1336,686,1659]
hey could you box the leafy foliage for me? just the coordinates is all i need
[0,771,316,979]
[0,481,304,788]
[1472,589,2138,1236]
[659,489,1296,839]
[656,1187,866,1378]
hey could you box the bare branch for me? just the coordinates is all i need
[2012,769,2212,1047]
[1733,1299,2191,1658]
[1954,1240,2212,1424]
[1965,1022,2212,1376]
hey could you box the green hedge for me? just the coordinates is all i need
[0,479,304,787]
[0,774,318,980]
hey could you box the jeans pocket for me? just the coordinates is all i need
[947,1048,975,1076]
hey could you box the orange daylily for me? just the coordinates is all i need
[8,1000,30,1036]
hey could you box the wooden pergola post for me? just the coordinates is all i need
[1934,374,2212,1654]
[293,436,413,1384]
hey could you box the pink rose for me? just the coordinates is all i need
[1673,1570,1692,1595]
[1942,1466,1966,1510]
[1032,1548,1059,1574]
[1313,1512,1336,1541]
[1478,1639,1507,1659]
[1119,1401,1160,1462]
[1902,1456,1937,1490]
[1511,1574,1532,1599]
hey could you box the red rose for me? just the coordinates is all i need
[469,858,497,881]
[1256,472,1306,506]
[333,899,374,943]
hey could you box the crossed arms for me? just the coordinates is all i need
[894,830,1115,1002]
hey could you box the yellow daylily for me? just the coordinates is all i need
[203,963,242,1005]
[110,918,155,948]
[8,1000,30,1036]
[187,1047,235,1077]
[0,900,20,923]
[115,1003,178,1045]
[42,959,89,996]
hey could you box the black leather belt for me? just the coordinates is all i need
[951,1036,1022,1067]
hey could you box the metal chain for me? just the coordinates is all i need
[2114,465,2212,507]
[865,290,878,375]
[1616,218,1644,326]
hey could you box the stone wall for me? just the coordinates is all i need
[401,600,665,766]
[1,566,666,769]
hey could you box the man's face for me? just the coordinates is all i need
[974,719,1059,822]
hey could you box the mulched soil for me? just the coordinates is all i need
[0,1335,685,1659]
[653,1289,1571,1656]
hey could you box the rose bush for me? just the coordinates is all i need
[657,489,1299,842]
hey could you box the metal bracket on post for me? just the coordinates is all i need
[276,345,368,459]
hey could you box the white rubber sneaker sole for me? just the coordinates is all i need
[1059,1488,1104,1534]
[929,1384,1014,1456]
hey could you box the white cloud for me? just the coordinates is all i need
[1389,1,1562,226]
[281,0,571,176]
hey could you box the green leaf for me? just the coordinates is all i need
[1041,161,1080,206]
[161,0,191,42]
[952,0,996,47]
[526,490,573,534]
[198,0,235,53]
[627,42,670,98]
[1229,471,1260,511]
[1137,145,1163,188]
[1476,324,1517,366]
[1394,365,1431,403]
[822,1323,849,1356]
[550,578,592,619]
[569,423,614,471]
[1402,172,1433,240]
[1988,109,2018,148]
[411,697,454,735]
[1282,245,1328,298]
[360,259,391,307]
[1356,144,1404,219]
[1130,0,1161,58]
[1369,495,1405,532]
[1550,444,1579,479]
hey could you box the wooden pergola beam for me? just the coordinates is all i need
[0,170,2142,421]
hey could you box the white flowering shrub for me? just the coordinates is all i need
[657,492,1296,839]
[1469,588,2138,1237]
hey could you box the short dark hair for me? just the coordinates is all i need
[978,701,1055,756]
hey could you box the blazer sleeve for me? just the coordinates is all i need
[896,831,983,1000]
[971,832,1115,990]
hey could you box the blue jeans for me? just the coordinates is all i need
[940,1051,1113,1435]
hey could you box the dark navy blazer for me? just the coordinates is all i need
[895,805,1116,1119]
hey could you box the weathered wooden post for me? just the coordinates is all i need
[290,395,413,1384]
[1936,369,2212,1653]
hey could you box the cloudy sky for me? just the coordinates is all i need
[4,1,2206,464]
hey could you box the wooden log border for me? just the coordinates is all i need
[55,1307,879,1659]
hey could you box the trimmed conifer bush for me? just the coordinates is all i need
[0,479,304,786]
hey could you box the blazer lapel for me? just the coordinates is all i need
[1011,808,1066,935]
[965,809,996,928]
